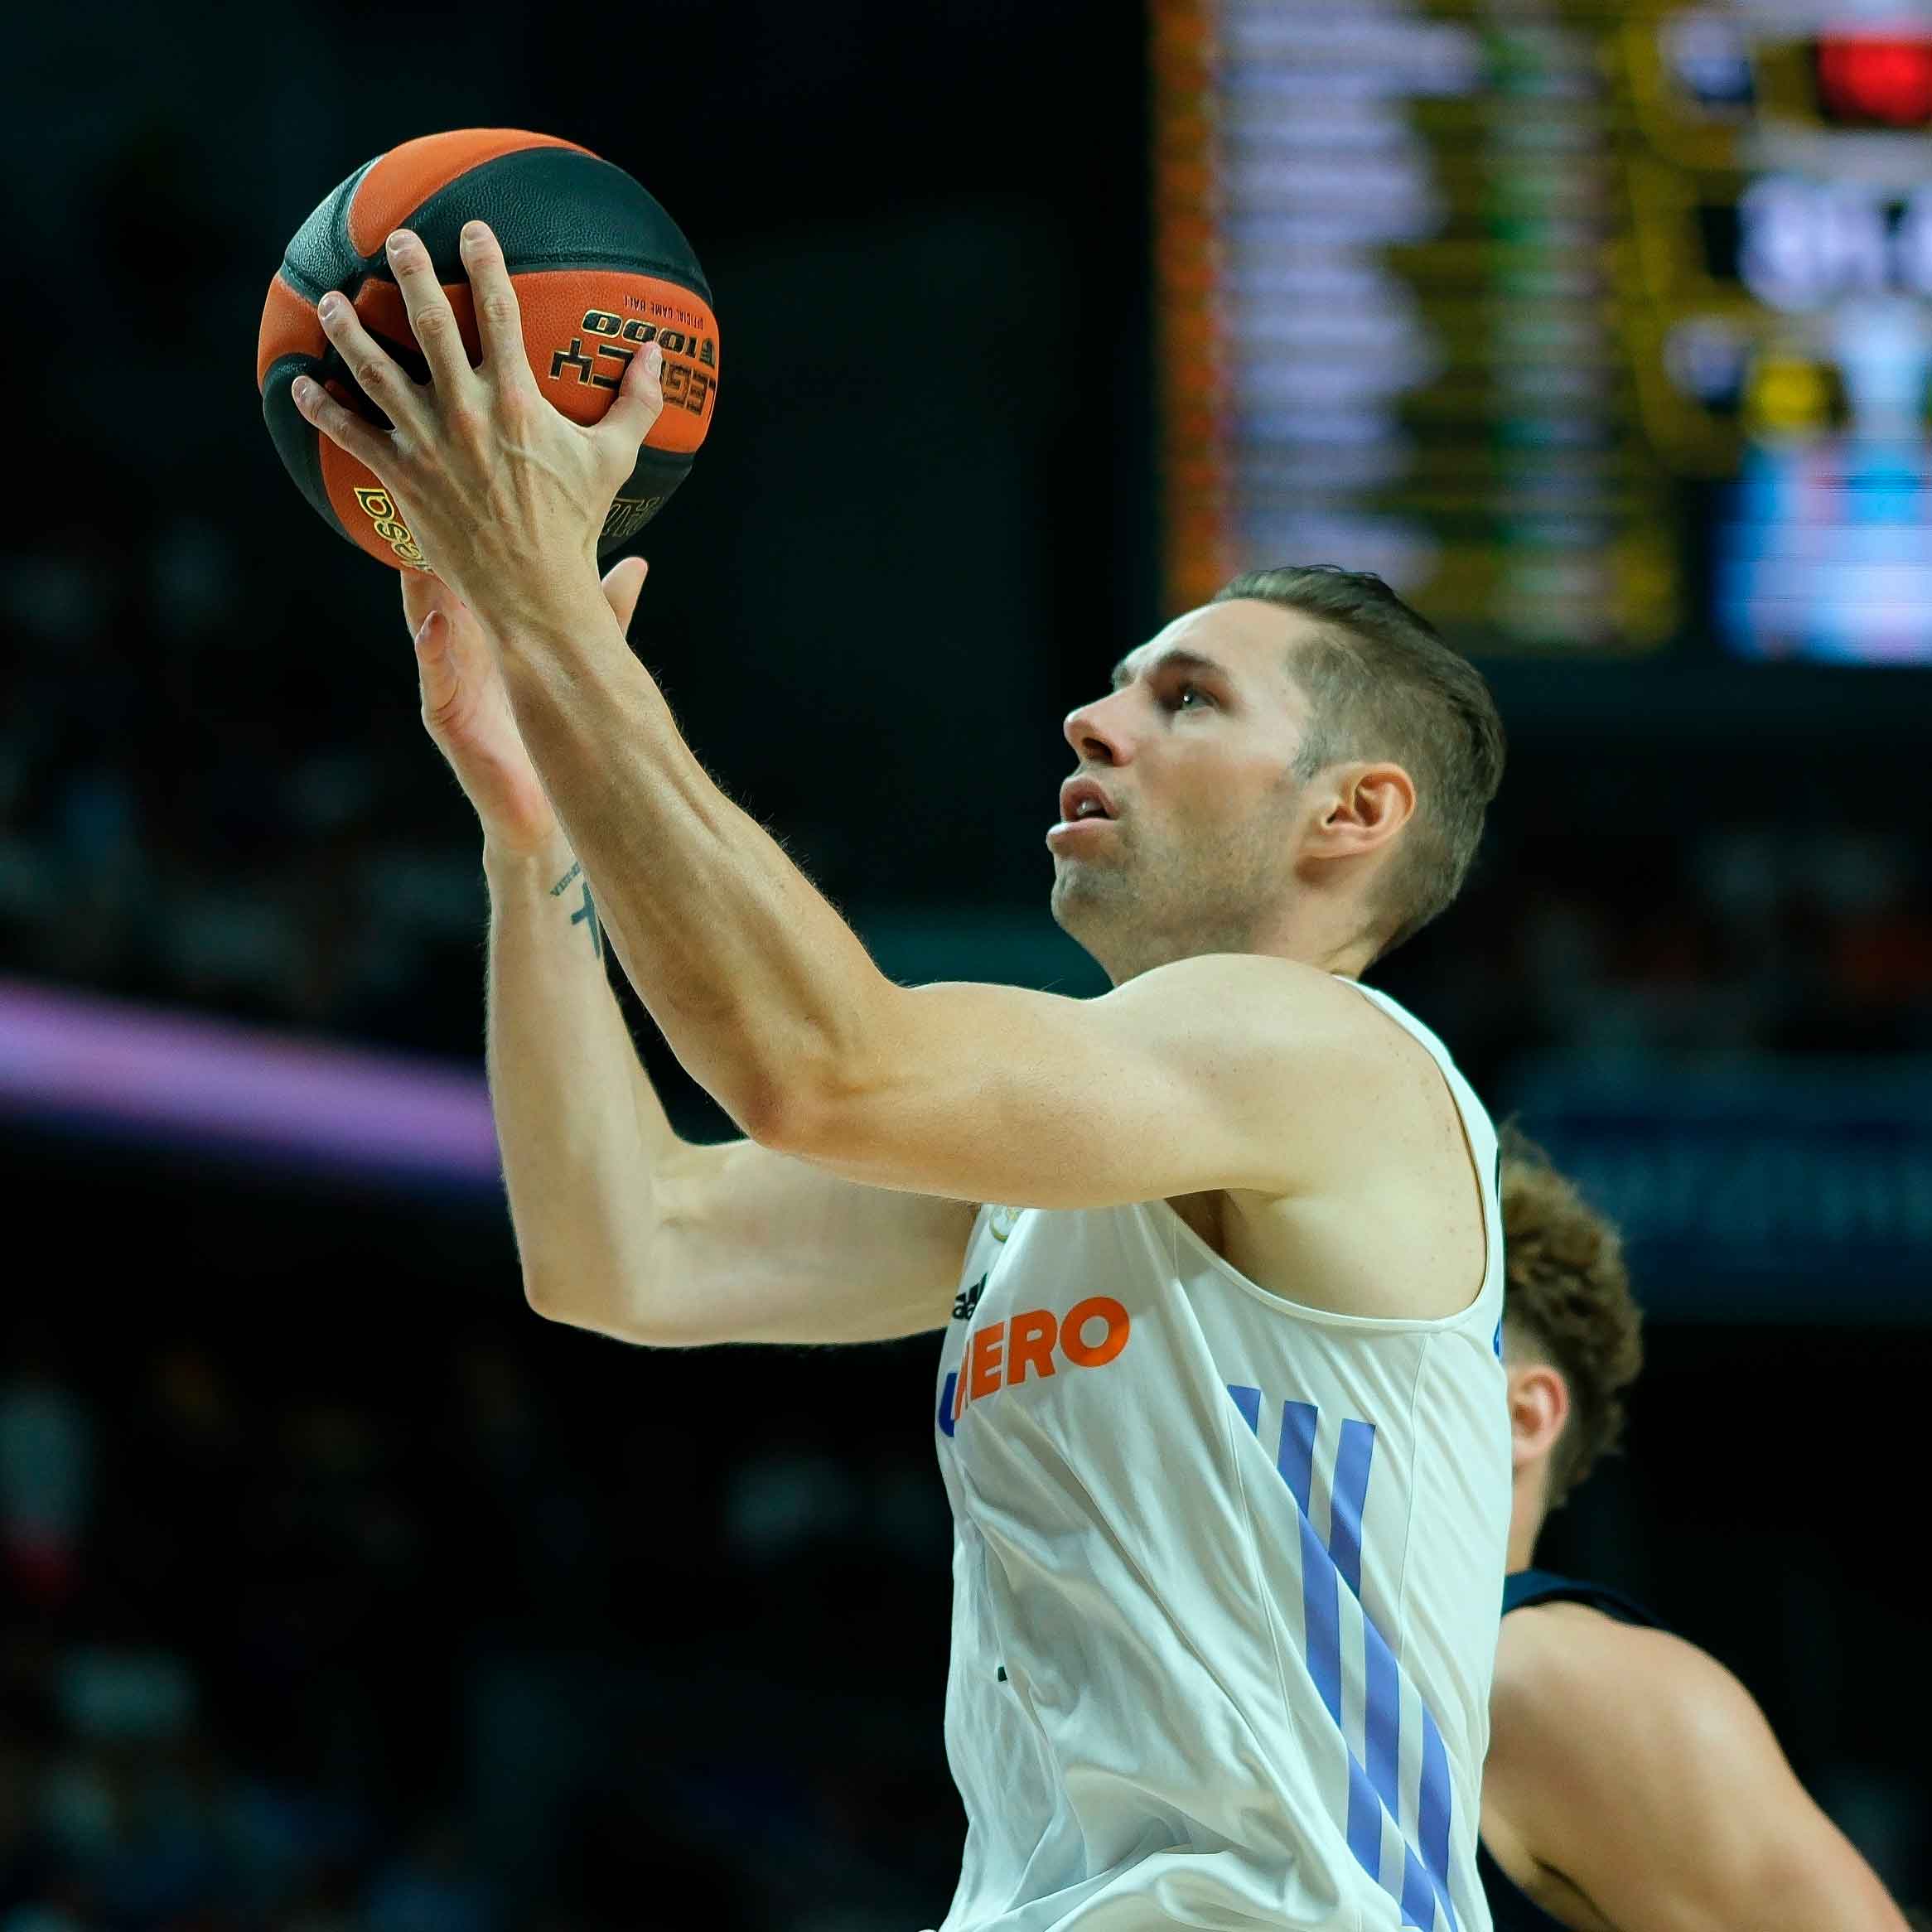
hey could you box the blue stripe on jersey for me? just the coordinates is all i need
[938,1371,958,1440]
[1330,1419,1375,1595]
[1278,1399,1318,1514]
[1364,1618,1401,1799]
[1418,1707,1456,1930]
[1358,1591,1461,1932]
[1345,1751,1388,1888]
[1228,1385,1463,1932]
[1298,1512,1345,1727]
[1403,1844,1441,1930]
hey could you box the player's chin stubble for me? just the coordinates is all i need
[1050,838,1207,976]
[1054,820,1291,975]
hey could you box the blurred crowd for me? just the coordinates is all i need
[0,1319,962,1932]
[0,510,483,1060]
[1403,819,1932,1087]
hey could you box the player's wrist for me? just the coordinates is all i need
[482,826,575,886]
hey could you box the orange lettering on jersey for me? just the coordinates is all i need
[968,1321,1007,1402]
[948,1295,1133,1424]
[1060,1296,1130,1368]
[1006,1308,1058,1384]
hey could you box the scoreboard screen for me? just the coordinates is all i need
[1152,1,1932,660]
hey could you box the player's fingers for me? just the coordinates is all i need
[413,606,461,716]
[459,222,534,390]
[600,555,650,632]
[414,606,491,742]
[599,341,664,456]
[316,290,425,435]
[399,565,448,640]
[384,229,476,394]
[292,371,394,478]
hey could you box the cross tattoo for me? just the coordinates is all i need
[570,881,601,960]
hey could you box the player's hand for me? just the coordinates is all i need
[294,221,662,636]
[409,555,650,860]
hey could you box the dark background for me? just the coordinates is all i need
[2,3,1930,1927]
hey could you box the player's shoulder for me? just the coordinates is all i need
[1491,1598,1778,1795]
[1110,953,1424,1064]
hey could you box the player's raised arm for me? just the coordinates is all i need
[408,560,971,1349]
[1485,1606,1910,1931]
[746,953,1418,1206]
[298,224,1501,1241]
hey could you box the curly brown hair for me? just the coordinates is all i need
[1500,1126,1645,1510]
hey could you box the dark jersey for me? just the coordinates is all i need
[1478,1569,1666,1932]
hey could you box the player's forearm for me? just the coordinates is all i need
[490,598,891,1141]
[483,830,685,1316]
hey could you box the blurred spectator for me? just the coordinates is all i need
[361,1821,496,1932]
[0,1329,95,1614]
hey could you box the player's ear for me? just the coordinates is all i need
[1506,1361,1570,1470]
[1310,761,1416,861]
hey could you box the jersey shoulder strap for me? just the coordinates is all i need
[1503,1566,1666,1630]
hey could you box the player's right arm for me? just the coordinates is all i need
[412,563,973,1346]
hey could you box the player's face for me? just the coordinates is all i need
[1050,599,1323,980]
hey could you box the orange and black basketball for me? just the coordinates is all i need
[256,129,718,572]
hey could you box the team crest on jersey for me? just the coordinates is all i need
[986,1205,1020,1243]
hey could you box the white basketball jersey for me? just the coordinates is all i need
[929,983,1509,1932]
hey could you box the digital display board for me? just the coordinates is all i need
[1152,1,1932,660]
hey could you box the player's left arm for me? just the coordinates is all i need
[1488,1606,1909,1932]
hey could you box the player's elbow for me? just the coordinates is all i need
[725,988,908,1162]
[520,1266,693,1347]
[521,1264,591,1326]
[729,1053,863,1164]
[519,1256,629,1330]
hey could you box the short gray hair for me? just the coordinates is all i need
[1212,564,1505,954]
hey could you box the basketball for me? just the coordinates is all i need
[255,128,718,572]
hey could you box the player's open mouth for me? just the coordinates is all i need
[1049,778,1119,846]
[1056,778,1117,824]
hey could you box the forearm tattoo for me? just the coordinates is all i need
[548,859,602,959]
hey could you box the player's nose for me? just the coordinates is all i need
[1063,689,1135,767]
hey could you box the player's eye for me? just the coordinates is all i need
[1173,683,1212,710]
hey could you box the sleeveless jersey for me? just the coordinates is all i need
[930,983,1512,1931]
[1478,1571,1665,1932]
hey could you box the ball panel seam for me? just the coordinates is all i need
[345,128,592,258]
[260,355,352,543]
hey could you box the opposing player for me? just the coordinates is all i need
[299,224,1513,1927]
[1483,1133,1910,1930]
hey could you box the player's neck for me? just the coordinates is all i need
[1095,923,1374,987]
[1270,892,1382,979]
[1507,1469,1551,1573]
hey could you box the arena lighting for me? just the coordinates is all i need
[0,976,500,1189]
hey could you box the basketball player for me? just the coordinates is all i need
[297,223,1514,1927]
[1483,1134,1910,1930]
